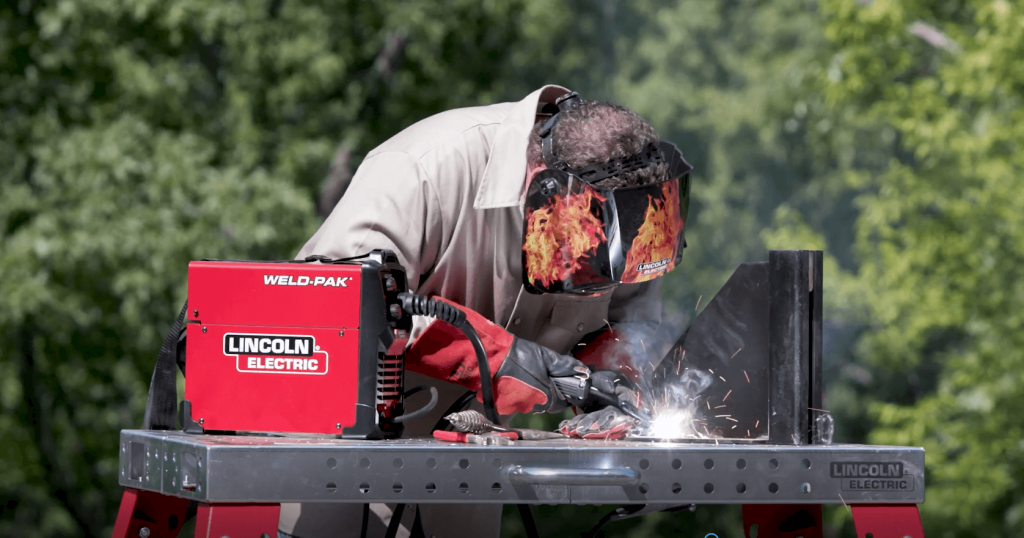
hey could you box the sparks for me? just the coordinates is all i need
[731,348,742,359]
[602,319,619,341]
[723,389,732,402]
[695,295,703,311]
[714,414,731,418]
[714,404,726,409]
[676,360,682,375]
[755,420,760,429]
[744,370,750,383]
[718,376,726,382]
[839,493,852,515]
[726,417,738,423]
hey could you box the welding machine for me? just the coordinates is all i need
[175,250,416,439]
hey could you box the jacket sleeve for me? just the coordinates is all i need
[296,151,446,292]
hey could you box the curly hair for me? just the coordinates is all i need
[526,100,669,189]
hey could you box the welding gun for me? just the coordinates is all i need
[551,372,652,424]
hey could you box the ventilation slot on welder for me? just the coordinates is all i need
[376,353,404,413]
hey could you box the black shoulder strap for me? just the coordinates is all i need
[142,301,188,430]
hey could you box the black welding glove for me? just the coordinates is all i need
[558,370,639,439]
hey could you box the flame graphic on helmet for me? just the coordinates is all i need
[523,189,607,288]
[620,180,684,283]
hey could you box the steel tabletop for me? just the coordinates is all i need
[118,429,924,505]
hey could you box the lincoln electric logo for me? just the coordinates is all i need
[223,333,329,375]
[830,461,912,491]
[263,274,351,288]
[636,258,670,275]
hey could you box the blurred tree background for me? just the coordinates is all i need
[1,0,1021,536]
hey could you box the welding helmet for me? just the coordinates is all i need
[521,92,693,295]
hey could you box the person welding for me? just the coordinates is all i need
[279,85,692,538]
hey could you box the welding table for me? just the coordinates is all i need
[113,429,925,538]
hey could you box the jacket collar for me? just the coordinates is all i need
[473,85,569,210]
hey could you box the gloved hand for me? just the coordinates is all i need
[560,406,635,439]
[404,296,616,415]
[558,369,640,439]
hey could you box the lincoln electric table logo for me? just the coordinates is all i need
[223,333,329,375]
[831,461,913,491]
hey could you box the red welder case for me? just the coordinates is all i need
[182,251,410,438]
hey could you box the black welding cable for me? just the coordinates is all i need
[397,293,500,425]
[391,386,438,424]
[582,505,645,538]
[517,504,540,538]
[359,503,369,538]
[384,503,406,538]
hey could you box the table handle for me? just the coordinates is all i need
[507,466,640,486]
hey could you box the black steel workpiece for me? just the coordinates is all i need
[119,430,924,505]
[768,250,824,445]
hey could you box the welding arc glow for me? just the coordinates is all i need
[645,408,696,439]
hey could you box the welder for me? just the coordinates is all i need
[279,85,692,538]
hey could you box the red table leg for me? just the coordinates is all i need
[742,505,824,538]
[111,488,191,538]
[851,504,925,538]
[194,503,281,538]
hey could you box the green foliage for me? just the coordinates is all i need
[819,0,1024,534]
[3,0,1023,536]
[0,0,531,535]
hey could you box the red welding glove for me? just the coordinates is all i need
[405,297,606,415]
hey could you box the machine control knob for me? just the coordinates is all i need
[389,304,402,319]
[384,275,397,292]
